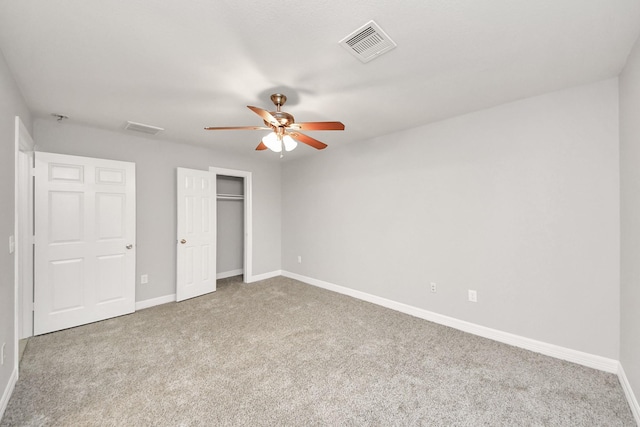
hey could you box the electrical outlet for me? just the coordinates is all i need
[297,255,302,264]
[141,274,149,284]
[430,282,437,293]
[468,290,477,303]
[1,342,5,365]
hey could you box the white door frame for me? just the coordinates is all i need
[17,151,33,338]
[209,167,252,283]
[14,116,34,373]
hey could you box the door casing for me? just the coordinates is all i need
[210,167,252,283]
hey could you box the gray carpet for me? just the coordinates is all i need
[1,276,635,426]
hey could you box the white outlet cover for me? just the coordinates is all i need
[468,290,478,302]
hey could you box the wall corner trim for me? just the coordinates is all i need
[217,269,243,280]
[0,367,18,420]
[246,270,282,284]
[281,271,620,374]
[618,362,640,424]
[135,294,176,311]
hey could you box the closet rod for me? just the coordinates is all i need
[217,193,244,201]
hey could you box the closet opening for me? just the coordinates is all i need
[216,175,245,280]
[210,166,252,283]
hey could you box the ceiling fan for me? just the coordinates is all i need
[205,93,345,155]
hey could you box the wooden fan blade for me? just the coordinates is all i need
[288,131,328,150]
[255,141,268,151]
[289,121,345,131]
[247,106,278,126]
[204,126,270,130]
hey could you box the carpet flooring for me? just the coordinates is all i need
[1,276,635,426]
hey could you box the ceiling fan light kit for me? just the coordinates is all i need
[262,132,297,153]
[205,93,345,156]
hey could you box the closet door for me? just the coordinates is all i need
[176,168,216,301]
[34,152,136,335]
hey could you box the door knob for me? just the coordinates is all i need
[180,239,187,244]
[126,244,133,249]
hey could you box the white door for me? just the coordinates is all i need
[176,168,216,301]
[34,152,136,335]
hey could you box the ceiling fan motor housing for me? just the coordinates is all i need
[265,111,295,127]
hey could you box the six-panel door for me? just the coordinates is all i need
[34,152,136,335]
[176,168,217,301]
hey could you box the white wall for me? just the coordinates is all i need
[282,79,620,359]
[34,120,281,302]
[620,34,640,412]
[0,50,31,415]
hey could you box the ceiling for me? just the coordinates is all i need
[1,0,639,161]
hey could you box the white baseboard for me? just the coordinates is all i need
[135,294,176,311]
[245,270,282,284]
[618,363,640,425]
[134,269,281,309]
[217,269,243,280]
[133,271,282,311]
[282,271,619,374]
[0,367,18,421]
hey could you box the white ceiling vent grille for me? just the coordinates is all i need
[339,20,397,63]
[124,121,164,135]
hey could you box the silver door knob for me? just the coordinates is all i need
[126,244,133,249]
[180,239,187,244]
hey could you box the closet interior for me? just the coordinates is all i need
[216,175,244,279]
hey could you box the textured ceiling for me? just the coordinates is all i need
[1,0,639,161]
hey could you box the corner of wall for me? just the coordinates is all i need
[618,362,640,424]
[0,367,18,422]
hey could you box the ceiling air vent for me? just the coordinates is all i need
[339,20,397,63]
[124,121,164,135]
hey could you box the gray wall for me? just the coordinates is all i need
[0,50,31,409]
[620,34,640,409]
[34,119,281,302]
[282,79,620,359]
